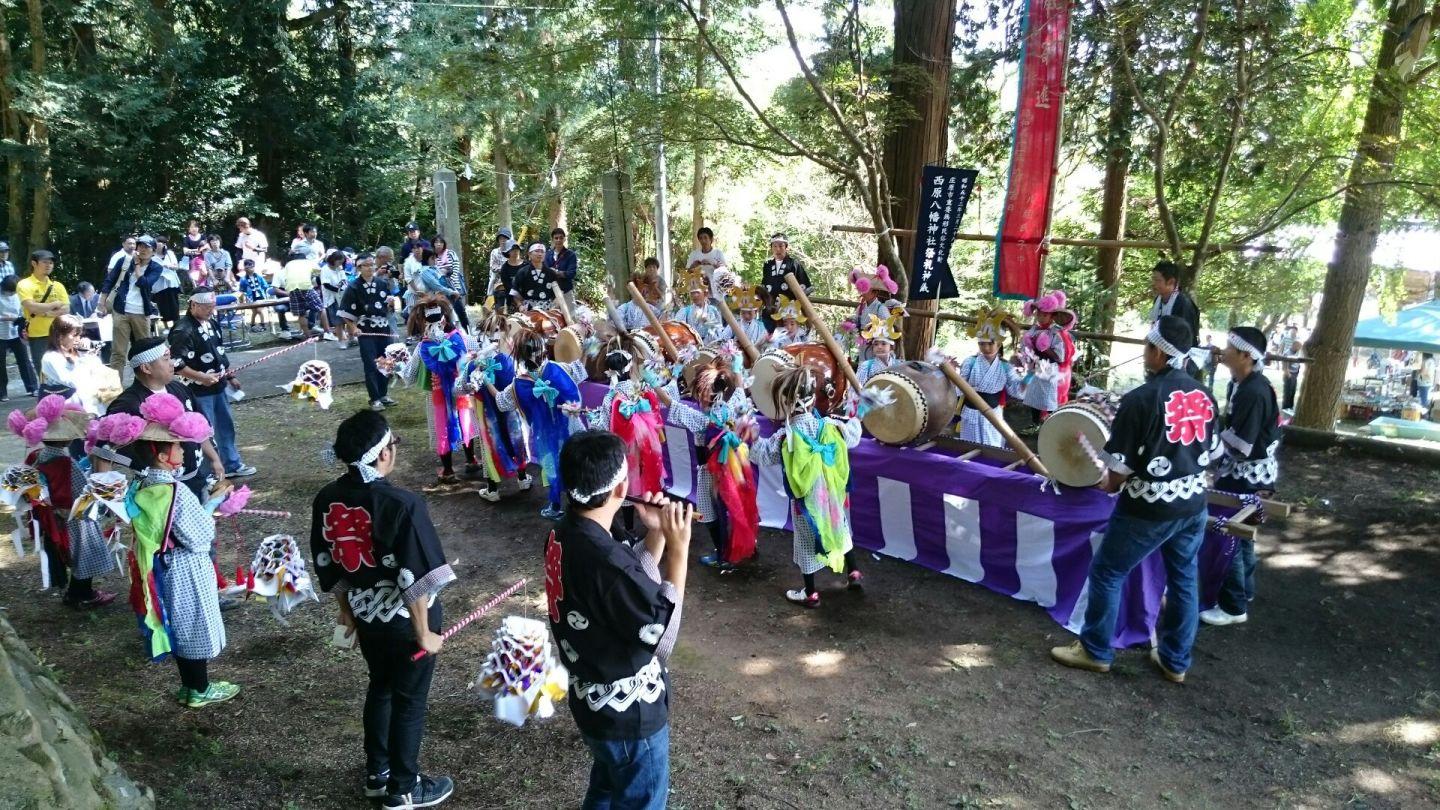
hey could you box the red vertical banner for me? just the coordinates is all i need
[993,0,1072,300]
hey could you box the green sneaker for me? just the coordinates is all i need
[185,681,241,709]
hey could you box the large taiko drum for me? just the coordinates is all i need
[682,348,719,390]
[749,344,848,420]
[1037,398,1117,487]
[545,308,571,328]
[644,321,700,356]
[518,309,561,340]
[861,361,958,446]
[552,326,584,363]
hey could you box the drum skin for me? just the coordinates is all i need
[861,361,957,446]
[552,326,584,363]
[520,310,560,339]
[545,308,570,328]
[644,321,700,354]
[749,343,847,420]
[1037,400,1115,488]
[683,349,719,390]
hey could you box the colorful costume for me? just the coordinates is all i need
[1020,290,1076,413]
[464,348,530,485]
[404,327,477,457]
[848,265,901,362]
[496,359,586,510]
[956,355,1024,446]
[719,283,769,350]
[666,389,760,564]
[752,411,862,576]
[6,397,95,595]
[129,468,225,662]
[593,379,667,498]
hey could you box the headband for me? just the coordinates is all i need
[1148,325,1211,371]
[129,344,169,369]
[1227,332,1265,363]
[350,430,392,483]
[569,459,628,504]
[189,291,216,305]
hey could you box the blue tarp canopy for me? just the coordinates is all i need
[1352,300,1440,354]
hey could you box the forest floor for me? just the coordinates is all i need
[1,381,1438,809]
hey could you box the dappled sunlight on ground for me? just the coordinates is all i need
[800,648,845,677]
[933,642,995,672]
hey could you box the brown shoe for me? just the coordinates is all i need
[1050,641,1110,673]
[1149,648,1186,683]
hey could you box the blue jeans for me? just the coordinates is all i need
[1217,537,1257,616]
[1080,510,1207,673]
[582,724,669,810]
[194,392,244,473]
[1419,385,1431,408]
[358,334,392,403]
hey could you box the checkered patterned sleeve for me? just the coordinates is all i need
[168,483,216,555]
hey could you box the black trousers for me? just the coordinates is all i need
[0,335,37,394]
[357,607,441,795]
[1283,373,1298,410]
[358,334,392,402]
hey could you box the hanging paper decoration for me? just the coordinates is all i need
[281,360,334,409]
[243,534,319,620]
[0,464,47,558]
[993,0,1073,300]
[473,616,568,727]
[375,343,411,378]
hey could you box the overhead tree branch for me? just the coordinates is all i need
[285,5,339,31]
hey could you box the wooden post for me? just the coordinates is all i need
[550,282,573,325]
[936,358,1051,479]
[627,282,679,362]
[784,273,862,393]
[713,294,759,365]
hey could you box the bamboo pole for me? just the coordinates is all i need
[550,282,573,325]
[604,295,630,337]
[713,294,759,365]
[807,295,1311,365]
[829,224,1282,254]
[935,358,1051,479]
[784,273,862,393]
[627,282,680,363]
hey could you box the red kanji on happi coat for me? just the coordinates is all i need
[1163,390,1214,446]
[322,503,376,572]
[544,530,563,622]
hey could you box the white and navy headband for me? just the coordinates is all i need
[1227,331,1265,363]
[189,291,216,305]
[129,344,169,369]
[1147,325,1211,371]
[350,429,391,483]
[569,459,628,503]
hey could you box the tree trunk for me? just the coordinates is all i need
[0,9,27,256]
[25,0,48,250]
[490,115,512,233]
[544,107,566,233]
[1093,16,1136,387]
[1293,0,1425,429]
[334,0,362,238]
[883,0,958,361]
[690,0,709,234]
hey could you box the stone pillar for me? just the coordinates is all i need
[601,170,636,297]
[433,169,464,273]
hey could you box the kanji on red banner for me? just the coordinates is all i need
[994,0,1072,300]
[321,503,377,573]
[544,531,564,622]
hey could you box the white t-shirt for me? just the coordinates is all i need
[686,248,727,278]
[1420,358,1436,386]
[123,262,144,314]
[320,265,347,307]
[236,229,269,265]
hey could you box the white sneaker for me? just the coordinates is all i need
[517,475,533,491]
[1199,607,1248,626]
[477,488,500,503]
[338,340,350,349]
[322,333,338,342]
[371,400,386,411]
[784,589,819,608]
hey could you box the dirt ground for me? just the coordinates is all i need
[1,383,1438,809]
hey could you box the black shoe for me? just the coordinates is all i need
[461,463,481,480]
[365,772,390,799]
[383,774,454,808]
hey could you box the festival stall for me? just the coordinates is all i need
[1349,300,1440,423]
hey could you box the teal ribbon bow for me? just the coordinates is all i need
[481,357,502,387]
[533,377,559,407]
[800,428,837,467]
[640,368,662,388]
[426,340,457,363]
[713,430,742,464]
[618,396,652,418]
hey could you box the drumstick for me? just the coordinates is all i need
[713,294,759,366]
[937,358,1052,480]
[783,273,862,394]
[627,282,680,363]
[550,282,574,325]
[604,295,631,338]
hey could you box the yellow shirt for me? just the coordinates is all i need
[16,274,67,338]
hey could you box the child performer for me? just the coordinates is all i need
[856,310,904,384]
[589,336,667,498]
[847,264,901,362]
[68,413,144,589]
[489,331,587,520]
[1019,290,1076,425]
[127,392,240,708]
[674,267,722,344]
[654,365,759,570]
[770,296,810,349]
[751,367,864,606]
[403,297,479,480]
[718,283,769,350]
[951,310,1025,447]
[464,313,533,503]
[8,396,116,606]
